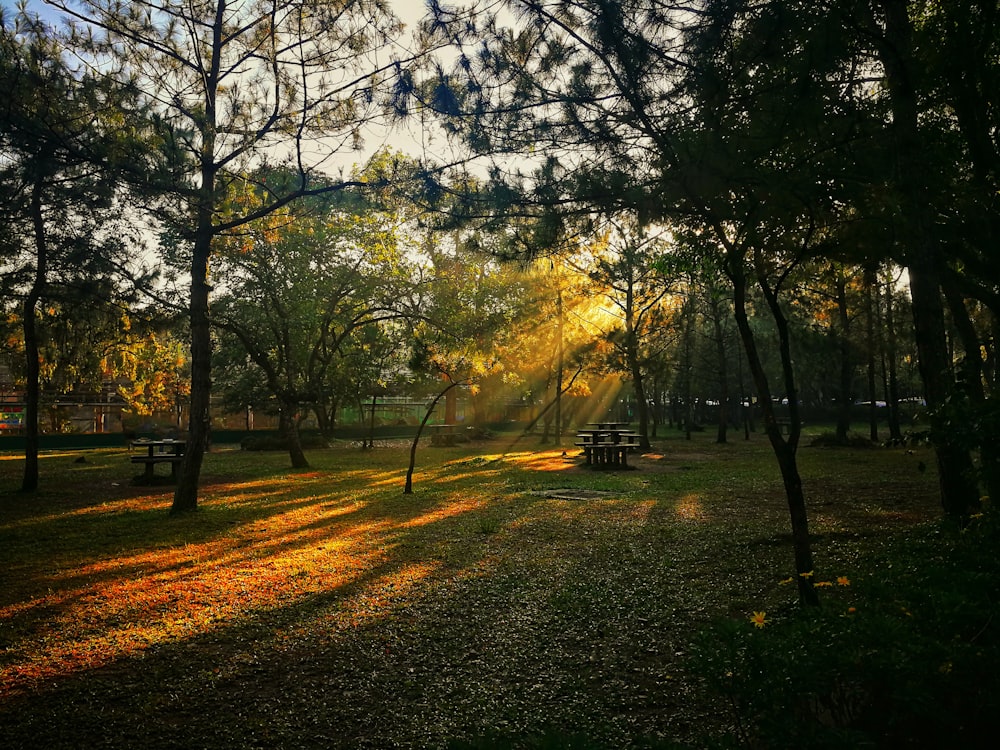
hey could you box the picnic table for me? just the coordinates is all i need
[130,438,185,482]
[426,424,459,447]
[575,424,640,468]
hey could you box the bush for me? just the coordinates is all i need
[689,510,1000,748]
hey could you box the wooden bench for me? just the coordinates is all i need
[130,454,184,481]
[574,433,640,468]
[129,438,186,483]
[574,442,627,467]
[427,424,464,447]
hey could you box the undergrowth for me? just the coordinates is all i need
[690,507,1000,749]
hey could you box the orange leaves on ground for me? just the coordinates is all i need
[675,493,709,522]
[498,450,578,473]
[0,484,460,697]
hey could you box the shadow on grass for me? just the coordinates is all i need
[0,436,945,748]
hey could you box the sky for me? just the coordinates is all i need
[3,0,469,172]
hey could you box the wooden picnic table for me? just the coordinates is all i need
[130,438,185,482]
[426,424,459,447]
[575,425,640,468]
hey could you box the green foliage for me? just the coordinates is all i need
[690,512,1000,748]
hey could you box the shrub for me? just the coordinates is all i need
[690,511,1000,748]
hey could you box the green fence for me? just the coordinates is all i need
[0,425,428,452]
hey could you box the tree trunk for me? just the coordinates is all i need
[314,400,335,440]
[864,266,879,442]
[171,224,212,514]
[363,393,378,449]
[728,244,818,606]
[708,292,729,444]
[624,325,651,449]
[650,377,660,438]
[680,298,695,441]
[942,273,1000,504]
[405,381,460,494]
[834,268,852,443]
[882,270,904,442]
[171,6,224,515]
[20,176,47,493]
[555,288,564,446]
[284,409,310,469]
[877,0,980,519]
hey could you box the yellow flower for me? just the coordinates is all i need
[778,576,794,586]
[847,607,857,614]
[799,570,814,579]
[837,576,851,587]
[814,580,834,588]
[750,611,768,629]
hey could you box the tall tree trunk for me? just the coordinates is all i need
[728,244,818,606]
[882,269,904,442]
[314,399,336,440]
[708,291,729,444]
[540,363,554,444]
[628,353,651,448]
[555,288,564,446]
[680,297,695,441]
[624,295,651,448]
[172,220,213,514]
[405,381,460,494]
[363,393,378,449]
[834,267,853,443]
[172,4,224,515]
[864,266,880,442]
[878,0,980,519]
[942,272,1000,504]
[284,407,309,469]
[20,176,47,493]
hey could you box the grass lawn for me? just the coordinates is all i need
[0,428,944,748]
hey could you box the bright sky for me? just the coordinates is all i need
[4,0,461,169]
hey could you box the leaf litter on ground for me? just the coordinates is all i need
[0,431,941,748]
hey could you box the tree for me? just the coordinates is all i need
[584,215,674,449]
[1,8,142,490]
[49,0,418,512]
[403,236,531,493]
[427,0,863,603]
[213,188,417,468]
[112,322,191,426]
[873,0,995,519]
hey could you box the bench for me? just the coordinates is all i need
[130,454,184,480]
[129,438,186,483]
[427,425,462,447]
[574,427,640,469]
[574,435,640,468]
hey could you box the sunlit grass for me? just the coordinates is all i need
[0,432,946,747]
